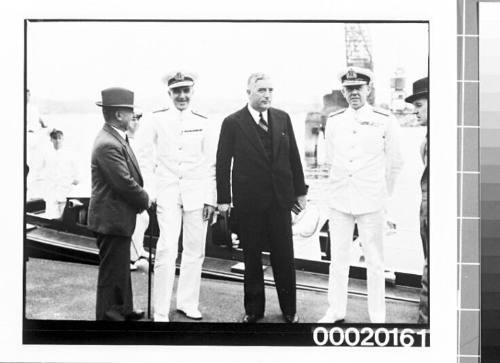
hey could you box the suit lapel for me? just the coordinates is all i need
[270,108,283,160]
[125,142,143,184]
[103,124,143,182]
[236,106,270,163]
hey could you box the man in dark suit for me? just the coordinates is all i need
[216,73,307,323]
[405,77,429,324]
[88,87,151,321]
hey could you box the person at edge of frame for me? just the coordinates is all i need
[26,88,50,198]
[136,70,218,322]
[88,87,152,321]
[319,66,404,324]
[126,111,152,272]
[405,77,429,324]
[216,73,308,324]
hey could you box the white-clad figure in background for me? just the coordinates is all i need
[26,89,49,199]
[320,67,403,323]
[137,71,218,322]
[126,113,151,272]
[40,129,80,219]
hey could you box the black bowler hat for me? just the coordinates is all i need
[405,77,428,103]
[96,87,136,108]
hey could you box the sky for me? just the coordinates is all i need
[27,21,428,114]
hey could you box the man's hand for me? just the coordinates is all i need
[203,204,216,221]
[296,195,307,210]
[147,196,156,209]
[217,203,231,218]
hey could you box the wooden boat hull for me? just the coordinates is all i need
[25,197,422,288]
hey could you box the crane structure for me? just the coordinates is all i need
[344,24,375,104]
[344,24,373,70]
[306,24,376,168]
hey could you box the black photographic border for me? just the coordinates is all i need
[23,18,430,346]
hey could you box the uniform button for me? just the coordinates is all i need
[178,146,182,150]
[353,130,357,134]
[179,176,183,180]
[349,160,353,163]
[348,174,352,177]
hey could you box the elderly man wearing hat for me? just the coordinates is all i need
[405,77,429,324]
[320,66,404,323]
[88,87,152,321]
[137,71,218,322]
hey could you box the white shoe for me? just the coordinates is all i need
[154,314,170,322]
[130,262,138,271]
[177,307,202,320]
[318,312,345,324]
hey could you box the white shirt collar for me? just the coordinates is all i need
[111,125,127,140]
[348,103,371,115]
[173,106,191,119]
[247,104,268,125]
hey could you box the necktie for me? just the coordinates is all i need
[258,112,268,132]
[125,134,130,144]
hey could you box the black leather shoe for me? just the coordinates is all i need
[125,310,145,321]
[103,310,125,321]
[242,314,263,323]
[283,314,299,323]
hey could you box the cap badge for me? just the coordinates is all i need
[346,68,357,80]
[174,72,184,81]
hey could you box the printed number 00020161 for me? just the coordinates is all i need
[312,327,428,347]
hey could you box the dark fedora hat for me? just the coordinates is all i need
[96,87,136,108]
[405,77,428,103]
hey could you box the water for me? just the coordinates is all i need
[28,112,426,273]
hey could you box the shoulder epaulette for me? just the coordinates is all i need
[373,108,390,116]
[153,107,169,114]
[191,110,207,119]
[328,108,346,118]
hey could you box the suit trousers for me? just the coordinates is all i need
[153,194,207,321]
[238,204,296,317]
[130,210,150,261]
[418,199,429,323]
[95,233,133,320]
[327,208,385,323]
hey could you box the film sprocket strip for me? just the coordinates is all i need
[457,0,481,360]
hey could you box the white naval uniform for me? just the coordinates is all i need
[324,104,403,323]
[27,103,48,199]
[136,107,218,321]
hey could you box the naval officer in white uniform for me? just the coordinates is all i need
[319,67,404,323]
[137,71,218,322]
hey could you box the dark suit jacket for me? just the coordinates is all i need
[88,123,149,237]
[216,106,307,212]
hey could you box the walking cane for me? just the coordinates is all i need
[147,203,156,320]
